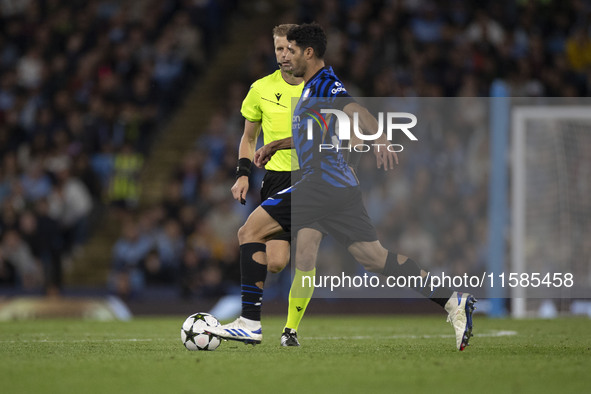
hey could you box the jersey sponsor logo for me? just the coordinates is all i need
[275,93,282,101]
[331,81,346,95]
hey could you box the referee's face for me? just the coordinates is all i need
[274,35,292,73]
[287,42,306,78]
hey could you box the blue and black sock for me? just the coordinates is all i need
[240,243,267,321]
[381,252,452,308]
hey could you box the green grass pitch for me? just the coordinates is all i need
[1,315,590,394]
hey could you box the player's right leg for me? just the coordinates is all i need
[347,241,476,350]
[265,239,290,274]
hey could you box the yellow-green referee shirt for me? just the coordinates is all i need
[241,70,303,172]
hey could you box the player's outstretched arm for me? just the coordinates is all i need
[254,137,293,168]
[343,102,398,171]
[232,119,261,204]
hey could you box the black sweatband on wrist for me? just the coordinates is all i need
[236,158,252,178]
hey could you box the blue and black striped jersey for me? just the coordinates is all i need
[292,67,358,187]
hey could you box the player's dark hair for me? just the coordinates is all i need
[286,23,327,59]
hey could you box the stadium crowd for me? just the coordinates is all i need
[0,0,234,295]
[2,0,590,299]
[162,0,589,298]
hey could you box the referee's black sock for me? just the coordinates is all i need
[381,252,453,308]
[240,243,267,321]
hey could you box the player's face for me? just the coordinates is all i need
[287,42,306,78]
[274,35,292,72]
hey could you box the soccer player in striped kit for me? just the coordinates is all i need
[213,23,476,351]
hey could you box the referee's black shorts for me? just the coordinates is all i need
[260,170,300,202]
[260,170,300,242]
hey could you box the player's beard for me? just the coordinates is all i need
[292,67,305,78]
[290,61,305,78]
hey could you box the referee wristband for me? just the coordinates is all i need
[236,158,252,178]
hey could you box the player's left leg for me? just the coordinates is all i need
[320,184,476,350]
[281,227,322,346]
[348,241,476,350]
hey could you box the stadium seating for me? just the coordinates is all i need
[2,1,589,302]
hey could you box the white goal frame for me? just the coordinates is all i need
[511,106,591,318]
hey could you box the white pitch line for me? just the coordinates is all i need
[306,330,517,340]
[0,338,162,344]
[0,331,517,344]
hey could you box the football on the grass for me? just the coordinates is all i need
[181,312,221,351]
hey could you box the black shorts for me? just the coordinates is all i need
[260,170,300,242]
[260,170,300,201]
[261,179,378,247]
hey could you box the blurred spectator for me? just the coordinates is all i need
[5,0,591,300]
[565,26,591,72]
[205,198,243,246]
[47,164,93,257]
[0,228,43,290]
[465,9,505,47]
[16,46,43,90]
[171,11,205,73]
[72,152,102,201]
[410,2,446,43]
[107,142,143,211]
[179,246,204,298]
[152,35,185,113]
[32,198,63,294]
[20,160,52,202]
[109,219,152,299]
[161,179,184,220]
[173,150,203,203]
[178,204,198,238]
[0,0,229,295]
[152,218,184,279]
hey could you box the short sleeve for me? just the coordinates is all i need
[326,80,355,110]
[241,83,262,122]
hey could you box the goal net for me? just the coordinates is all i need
[511,106,591,317]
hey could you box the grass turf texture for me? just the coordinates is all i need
[1,315,590,394]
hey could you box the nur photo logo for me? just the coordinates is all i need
[302,109,418,152]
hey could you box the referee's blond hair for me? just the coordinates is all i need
[273,24,297,37]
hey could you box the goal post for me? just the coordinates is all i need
[511,106,591,318]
